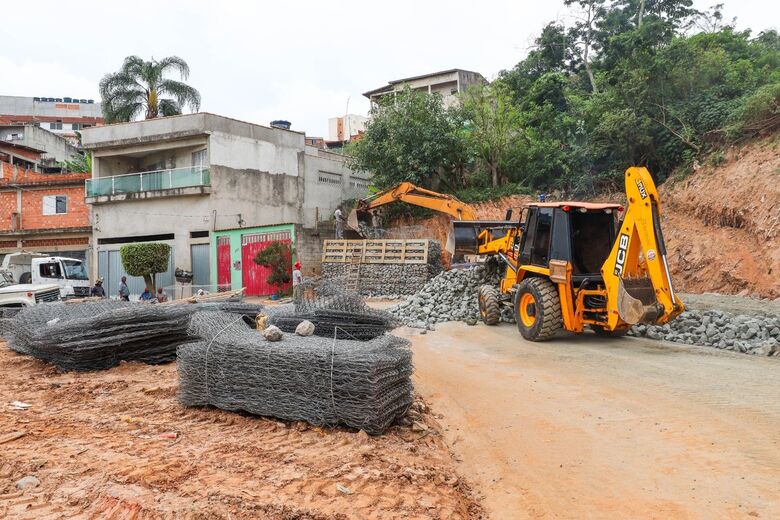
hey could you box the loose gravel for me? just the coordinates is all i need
[389,266,780,357]
[629,309,780,356]
[389,265,515,329]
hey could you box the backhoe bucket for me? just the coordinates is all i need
[347,209,361,232]
[616,277,663,325]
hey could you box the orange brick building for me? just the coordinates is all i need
[0,162,91,264]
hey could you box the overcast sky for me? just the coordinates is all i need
[2,0,777,137]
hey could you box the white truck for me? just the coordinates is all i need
[1,252,90,299]
[0,271,61,308]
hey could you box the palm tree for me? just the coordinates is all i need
[99,56,201,123]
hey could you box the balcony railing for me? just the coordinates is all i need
[86,166,210,197]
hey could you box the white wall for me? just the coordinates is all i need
[209,131,300,175]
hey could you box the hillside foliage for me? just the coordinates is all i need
[348,1,780,197]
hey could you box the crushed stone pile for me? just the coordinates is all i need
[389,265,514,329]
[180,311,414,435]
[8,301,195,371]
[629,309,780,356]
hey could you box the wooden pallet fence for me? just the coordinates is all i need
[322,239,430,264]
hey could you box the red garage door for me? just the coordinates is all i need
[241,231,292,297]
[217,236,231,292]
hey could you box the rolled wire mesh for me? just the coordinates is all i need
[9,301,195,371]
[180,311,413,435]
[265,279,399,340]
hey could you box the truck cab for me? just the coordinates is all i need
[0,271,61,307]
[1,252,90,299]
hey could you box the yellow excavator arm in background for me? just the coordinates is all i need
[348,182,477,231]
[602,167,684,329]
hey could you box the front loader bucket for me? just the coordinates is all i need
[446,220,516,256]
[616,277,663,325]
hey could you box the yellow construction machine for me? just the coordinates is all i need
[450,167,684,340]
[347,182,477,234]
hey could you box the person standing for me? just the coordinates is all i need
[334,207,344,239]
[118,276,130,301]
[292,261,303,301]
[90,277,106,298]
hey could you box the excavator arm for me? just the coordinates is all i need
[348,182,477,231]
[601,167,684,329]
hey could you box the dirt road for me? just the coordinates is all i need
[400,322,780,520]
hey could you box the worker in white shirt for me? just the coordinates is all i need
[334,207,344,239]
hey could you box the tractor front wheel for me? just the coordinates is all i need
[513,278,562,341]
[478,285,500,326]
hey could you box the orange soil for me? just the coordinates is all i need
[0,346,482,519]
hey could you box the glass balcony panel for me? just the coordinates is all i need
[86,167,209,197]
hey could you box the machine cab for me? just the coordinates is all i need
[518,203,622,284]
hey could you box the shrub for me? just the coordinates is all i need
[253,242,293,295]
[120,242,171,293]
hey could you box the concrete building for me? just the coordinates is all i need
[0,95,103,146]
[0,162,92,265]
[328,114,368,142]
[363,69,487,108]
[81,113,369,298]
[0,124,81,169]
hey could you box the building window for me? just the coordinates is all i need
[318,171,342,185]
[71,123,82,131]
[43,195,67,215]
[349,177,369,190]
[192,149,207,169]
[50,122,63,130]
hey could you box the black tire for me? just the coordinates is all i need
[513,278,562,341]
[591,325,629,337]
[19,272,32,284]
[478,285,500,326]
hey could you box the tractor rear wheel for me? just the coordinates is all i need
[514,278,562,341]
[478,285,500,326]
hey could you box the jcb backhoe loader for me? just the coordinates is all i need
[450,167,684,340]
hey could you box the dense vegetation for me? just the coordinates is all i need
[349,1,780,198]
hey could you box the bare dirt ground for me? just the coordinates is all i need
[399,322,780,520]
[0,345,481,519]
[662,136,780,300]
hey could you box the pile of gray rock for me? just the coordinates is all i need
[628,309,780,356]
[389,266,514,329]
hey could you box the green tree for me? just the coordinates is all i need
[120,243,171,293]
[61,152,91,173]
[462,84,523,187]
[99,56,201,123]
[347,88,465,190]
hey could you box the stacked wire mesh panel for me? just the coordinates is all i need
[9,301,195,371]
[179,311,413,435]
